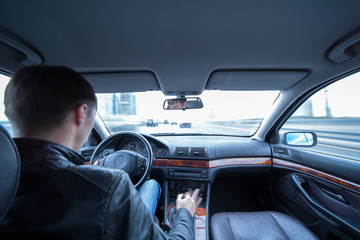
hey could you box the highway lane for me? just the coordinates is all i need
[138,122,255,136]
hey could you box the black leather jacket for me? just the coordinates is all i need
[0,138,194,239]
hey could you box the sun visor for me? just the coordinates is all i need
[0,27,43,74]
[205,70,309,91]
[0,42,23,74]
[82,71,161,93]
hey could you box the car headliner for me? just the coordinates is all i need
[1,0,360,139]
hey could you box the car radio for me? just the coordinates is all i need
[168,180,207,201]
[168,168,208,179]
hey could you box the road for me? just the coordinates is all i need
[138,123,256,136]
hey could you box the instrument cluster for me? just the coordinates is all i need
[115,138,169,158]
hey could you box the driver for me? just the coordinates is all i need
[0,65,201,239]
[167,98,187,109]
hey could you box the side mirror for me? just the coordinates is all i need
[284,132,317,147]
[163,97,203,110]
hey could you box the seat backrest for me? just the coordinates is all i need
[0,124,20,221]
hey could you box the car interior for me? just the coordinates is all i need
[1,1,360,239]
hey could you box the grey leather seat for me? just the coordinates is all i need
[0,125,20,221]
[211,211,319,240]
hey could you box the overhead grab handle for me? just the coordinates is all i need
[328,31,360,63]
[0,28,43,66]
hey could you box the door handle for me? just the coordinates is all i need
[319,187,347,204]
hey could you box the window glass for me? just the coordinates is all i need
[97,90,279,136]
[281,72,360,161]
[0,74,12,136]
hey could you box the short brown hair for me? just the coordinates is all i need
[4,65,96,135]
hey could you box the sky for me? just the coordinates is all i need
[310,72,360,117]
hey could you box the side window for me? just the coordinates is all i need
[281,72,360,161]
[0,74,12,136]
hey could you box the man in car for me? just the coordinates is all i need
[167,98,188,109]
[0,65,201,239]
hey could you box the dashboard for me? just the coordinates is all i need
[94,134,272,164]
[89,133,273,183]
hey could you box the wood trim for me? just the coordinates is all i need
[273,158,360,192]
[153,157,272,169]
[208,157,272,168]
[195,207,206,216]
[153,159,208,168]
[152,159,169,167]
[169,160,208,168]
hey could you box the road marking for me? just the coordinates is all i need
[198,128,212,134]
[201,123,254,132]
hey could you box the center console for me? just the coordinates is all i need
[163,168,210,240]
[168,180,207,200]
[168,168,208,179]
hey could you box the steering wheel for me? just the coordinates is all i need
[90,132,154,188]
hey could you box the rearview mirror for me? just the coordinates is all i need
[163,97,203,110]
[284,132,317,147]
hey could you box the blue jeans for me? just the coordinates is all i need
[138,179,161,217]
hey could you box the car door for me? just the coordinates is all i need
[270,72,360,240]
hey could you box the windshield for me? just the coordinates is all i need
[96,90,280,136]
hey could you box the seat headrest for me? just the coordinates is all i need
[0,124,20,221]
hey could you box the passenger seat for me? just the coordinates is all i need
[211,211,319,240]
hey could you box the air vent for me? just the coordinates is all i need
[175,147,189,156]
[190,148,206,157]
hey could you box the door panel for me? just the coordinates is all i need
[292,173,360,237]
[272,145,360,186]
[270,52,360,240]
[271,155,360,239]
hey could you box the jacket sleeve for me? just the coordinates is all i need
[104,171,194,240]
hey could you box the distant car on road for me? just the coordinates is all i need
[147,119,158,127]
[180,122,191,128]
[171,122,177,125]
[164,120,169,124]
